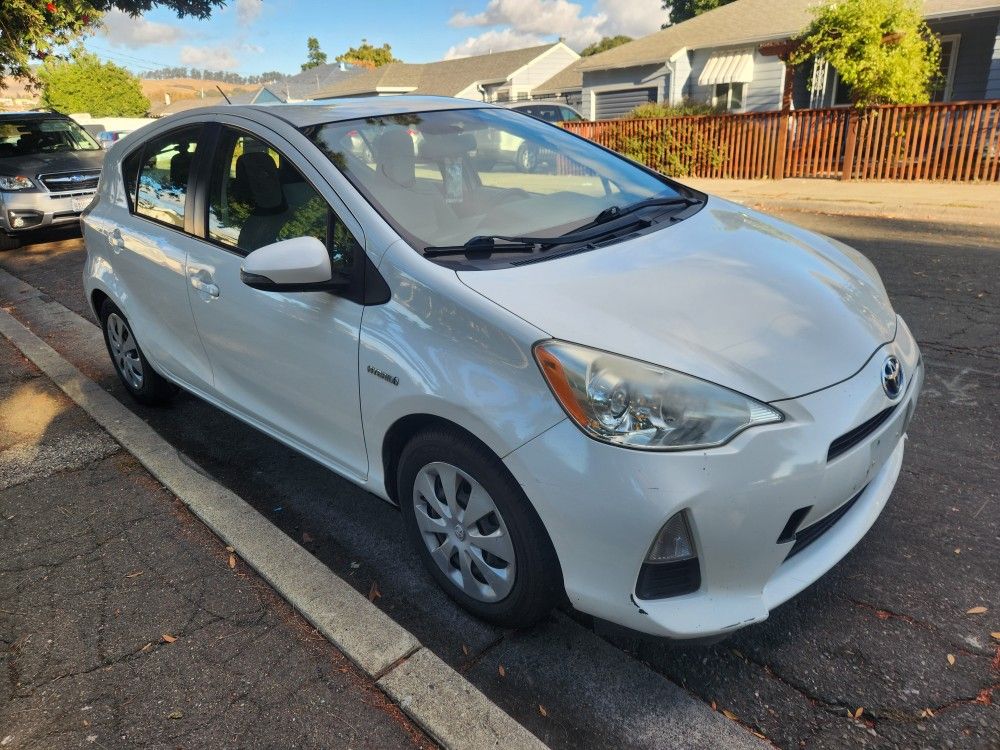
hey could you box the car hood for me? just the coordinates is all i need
[0,149,105,177]
[457,197,896,402]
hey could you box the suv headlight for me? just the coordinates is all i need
[0,176,34,191]
[534,340,783,450]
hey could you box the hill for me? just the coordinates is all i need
[140,78,257,109]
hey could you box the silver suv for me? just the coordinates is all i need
[0,112,105,250]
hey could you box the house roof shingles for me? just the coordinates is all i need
[578,0,1000,72]
[312,43,563,99]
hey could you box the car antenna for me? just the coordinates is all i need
[216,85,232,105]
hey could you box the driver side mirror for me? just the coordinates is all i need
[240,236,349,293]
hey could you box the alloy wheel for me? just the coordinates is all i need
[106,312,144,390]
[412,461,516,602]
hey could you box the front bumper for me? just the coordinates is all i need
[504,317,923,638]
[0,189,95,234]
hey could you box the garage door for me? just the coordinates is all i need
[594,88,657,120]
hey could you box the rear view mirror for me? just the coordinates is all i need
[240,236,348,293]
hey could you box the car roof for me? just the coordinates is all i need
[167,96,497,129]
[0,111,70,120]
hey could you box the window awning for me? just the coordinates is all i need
[698,49,755,86]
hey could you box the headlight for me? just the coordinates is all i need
[0,176,34,191]
[534,340,783,450]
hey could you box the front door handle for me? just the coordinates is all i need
[190,275,219,298]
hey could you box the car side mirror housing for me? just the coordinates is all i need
[240,236,350,293]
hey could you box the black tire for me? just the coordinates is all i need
[0,233,21,251]
[398,427,562,628]
[99,299,177,405]
[516,143,537,173]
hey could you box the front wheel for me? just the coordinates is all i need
[398,428,562,628]
[516,143,538,173]
[99,300,177,405]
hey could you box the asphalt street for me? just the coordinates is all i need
[1,209,997,749]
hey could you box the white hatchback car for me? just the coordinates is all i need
[82,97,922,639]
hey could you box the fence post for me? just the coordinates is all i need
[841,109,858,181]
[774,109,790,180]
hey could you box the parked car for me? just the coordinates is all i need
[97,129,133,149]
[82,97,922,639]
[0,111,104,250]
[506,101,584,123]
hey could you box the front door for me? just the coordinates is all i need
[184,124,368,479]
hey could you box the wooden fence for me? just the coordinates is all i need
[560,100,1000,182]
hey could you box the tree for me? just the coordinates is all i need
[661,0,735,27]
[789,0,940,106]
[335,39,399,69]
[580,36,633,57]
[302,37,327,71]
[1,1,226,87]
[39,50,150,116]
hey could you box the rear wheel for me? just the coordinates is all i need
[398,427,561,628]
[99,300,177,405]
[0,233,21,251]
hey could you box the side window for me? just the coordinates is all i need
[560,107,582,122]
[207,128,358,269]
[134,127,200,229]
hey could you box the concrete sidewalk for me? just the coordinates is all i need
[0,336,435,750]
[685,178,1000,228]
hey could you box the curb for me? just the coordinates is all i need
[0,305,547,750]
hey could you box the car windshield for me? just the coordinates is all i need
[304,107,687,252]
[0,117,101,157]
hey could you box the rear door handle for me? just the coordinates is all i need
[190,276,219,298]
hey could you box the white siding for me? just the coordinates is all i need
[511,44,580,92]
[990,19,1000,99]
[669,52,691,105]
[688,47,783,112]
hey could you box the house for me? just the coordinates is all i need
[531,58,586,108]
[310,42,580,103]
[150,85,284,117]
[277,62,363,102]
[576,0,1000,119]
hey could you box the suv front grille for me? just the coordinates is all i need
[828,405,896,462]
[39,170,100,193]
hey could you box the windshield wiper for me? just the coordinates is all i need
[424,214,655,259]
[590,195,698,227]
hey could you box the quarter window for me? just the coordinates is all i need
[206,128,357,269]
[133,127,200,229]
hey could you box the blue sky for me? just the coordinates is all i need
[86,0,665,76]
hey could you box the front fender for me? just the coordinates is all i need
[358,241,566,499]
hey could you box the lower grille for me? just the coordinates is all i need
[785,486,866,560]
[828,405,897,461]
[635,558,701,599]
[39,170,100,193]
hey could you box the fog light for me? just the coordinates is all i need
[7,210,43,229]
[636,511,701,600]
[645,512,696,563]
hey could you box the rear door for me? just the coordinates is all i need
[102,125,214,389]
[184,121,368,479]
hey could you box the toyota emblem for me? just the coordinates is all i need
[881,356,904,399]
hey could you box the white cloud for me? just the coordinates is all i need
[235,0,263,27]
[180,45,240,70]
[99,9,184,48]
[446,0,663,56]
[445,29,547,59]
